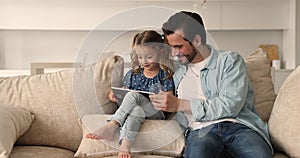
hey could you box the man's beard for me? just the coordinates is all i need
[184,45,198,64]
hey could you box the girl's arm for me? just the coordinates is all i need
[165,89,174,96]
[108,86,128,103]
[108,90,117,103]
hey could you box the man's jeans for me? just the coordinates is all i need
[184,122,272,158]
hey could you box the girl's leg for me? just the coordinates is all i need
[116,92,165,158]
[86,92,144,140]
[111,92,146,124]
[140,99,165,120]
[112,91,164,123]
[85,120,119,140]
[119,106,145,158]
[118,138,132,158]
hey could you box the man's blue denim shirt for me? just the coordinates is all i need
[173,46,273,153]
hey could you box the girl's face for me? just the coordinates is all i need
[135,45,160,71]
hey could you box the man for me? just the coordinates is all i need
[149,11,273,158]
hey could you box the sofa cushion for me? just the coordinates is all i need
[9,146,75,158]
[74,55,124,117]
[268,66,300,157]
[244,48,276,121]
[74,114,185,158]
[272,152,290,158]
[0,105,34,158]
[104,155,174,158]
[0,55,124,151]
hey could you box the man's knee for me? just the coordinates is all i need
[185,130,223,156]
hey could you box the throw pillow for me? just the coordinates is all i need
[244,48,276,121]
[95,55,124,114]
[73,55,124,117]
[75,114,185,158]
[268,66,300,157]
[0,105,35,158]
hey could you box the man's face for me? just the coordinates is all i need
[166,30,197,64]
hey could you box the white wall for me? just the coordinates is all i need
[0,29,283,69]
[297,0,300,67]
[209,30,282,58]
[0,30,87,69]
[0,0,293,70]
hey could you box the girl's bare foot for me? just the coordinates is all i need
[118,139,132,158]
[86,120,119,141]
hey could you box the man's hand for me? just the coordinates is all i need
[149,91,180,112]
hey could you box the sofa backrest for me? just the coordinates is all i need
[0,55,124,151]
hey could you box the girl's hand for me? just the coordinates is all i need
[108,90,118,103]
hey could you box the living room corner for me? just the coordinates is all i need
[0,0,300,158]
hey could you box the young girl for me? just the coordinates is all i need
[86,30,175,158]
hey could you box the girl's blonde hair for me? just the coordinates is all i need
[130,30,174,79]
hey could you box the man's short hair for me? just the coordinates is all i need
[162,11,206,45]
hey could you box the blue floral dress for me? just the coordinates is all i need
[123,68,175,94]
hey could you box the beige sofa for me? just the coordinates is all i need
[0,48,299,158]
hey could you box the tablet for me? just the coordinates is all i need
[111,87,155,104]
